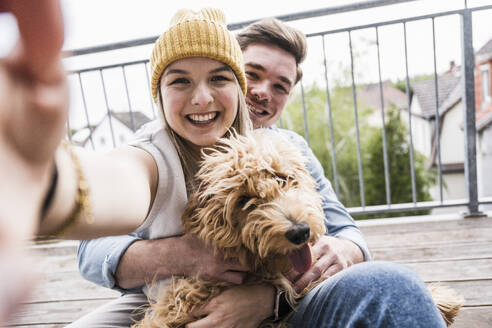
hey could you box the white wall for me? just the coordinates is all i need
[478,124,492,211]
[88,116,135,152]
[440,102,465,165]
[402,99,433,158]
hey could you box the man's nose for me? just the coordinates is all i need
[191,83,214,107]
[250,81,271,103]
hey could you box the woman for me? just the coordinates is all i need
[1,5,267,326]
[61,8,282,328]
[36,8,251,240]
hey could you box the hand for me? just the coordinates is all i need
[0,0,67,324]
[186,284,275,328]
[286,236,364,292]
[179,234,250,284]
[0,0,67,239]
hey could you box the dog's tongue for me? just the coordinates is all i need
[288,244,312,273]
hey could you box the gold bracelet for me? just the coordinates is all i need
[51,142,93,238]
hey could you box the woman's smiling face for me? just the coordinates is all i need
[160,57,239,146]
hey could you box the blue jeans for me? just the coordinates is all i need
[288,261,446,328]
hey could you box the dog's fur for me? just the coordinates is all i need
[133,131,462,328]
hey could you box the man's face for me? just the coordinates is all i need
[242,43,297,129]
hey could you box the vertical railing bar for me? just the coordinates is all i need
[278,116,284,129]
[403,22,417,204]
[348,31,366,207]
[460,9,483,217]
[66,120,72,142]
[77,73,95,150]
[300,80,310,146]
[376,27,392,206]
[144,62,157,120]
[122,66,136,132]
[431,17,444,203]
[321,35,340,197]
[99,69,117,148]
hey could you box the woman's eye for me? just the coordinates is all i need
[169,77,189,85]
[211,75,230,82]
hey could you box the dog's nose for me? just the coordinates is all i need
[285,223,310,245]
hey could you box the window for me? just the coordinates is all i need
[481,65,491,104]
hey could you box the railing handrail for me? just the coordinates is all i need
[64,0,419,57]
[64,1,492,217]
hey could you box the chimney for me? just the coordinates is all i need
[449,60,456,72]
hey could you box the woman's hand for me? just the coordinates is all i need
[186,283,276,328]
[0,0,68,239]
[0,0,67,324]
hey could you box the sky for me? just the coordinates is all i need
[1,0,492,130]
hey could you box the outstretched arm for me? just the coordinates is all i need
[0,0,67,243]
[0,0,157,241]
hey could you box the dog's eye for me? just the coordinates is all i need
[238,195,257,210]
[238,196,251,207]
[276,175,288,187]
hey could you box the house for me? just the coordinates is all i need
[72,110,152,151]
[475,38,492,210]
[402,37,492,210]
[357,81,408,127]
[404,65,465,204]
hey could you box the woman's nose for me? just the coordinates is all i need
[191,83,214,107]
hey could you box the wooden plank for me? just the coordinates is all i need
[442,280,492,307]
[452,306,492,328]
[369,240,492,262]
[6,299,112,326]
[32,253,78,274]
[9,325,65,328]
[363,226,492,248]
[28,271,119,303]
[403,258,492,281]
[358,215,491,234]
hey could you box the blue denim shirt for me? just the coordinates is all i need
[77,125,371,292]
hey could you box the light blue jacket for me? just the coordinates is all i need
[77,125,371,293]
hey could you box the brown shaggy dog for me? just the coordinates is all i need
[133,131,461,328]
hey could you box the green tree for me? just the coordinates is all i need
[281,82,375,208]
[362,108,436,218]
[280,82,436,219]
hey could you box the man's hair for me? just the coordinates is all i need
[236,18,307,84]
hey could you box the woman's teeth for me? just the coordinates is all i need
[188,112,217,122]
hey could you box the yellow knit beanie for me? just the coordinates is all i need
[150,8,246,102]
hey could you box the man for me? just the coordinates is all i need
[74,18,445,328]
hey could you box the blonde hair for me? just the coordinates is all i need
[157,76,252,194]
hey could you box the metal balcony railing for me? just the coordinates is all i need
[64,0,492,217]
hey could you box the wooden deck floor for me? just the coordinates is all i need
[7,212,492,327]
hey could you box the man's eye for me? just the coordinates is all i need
[246,71,259,80]
[275,84,288,93]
